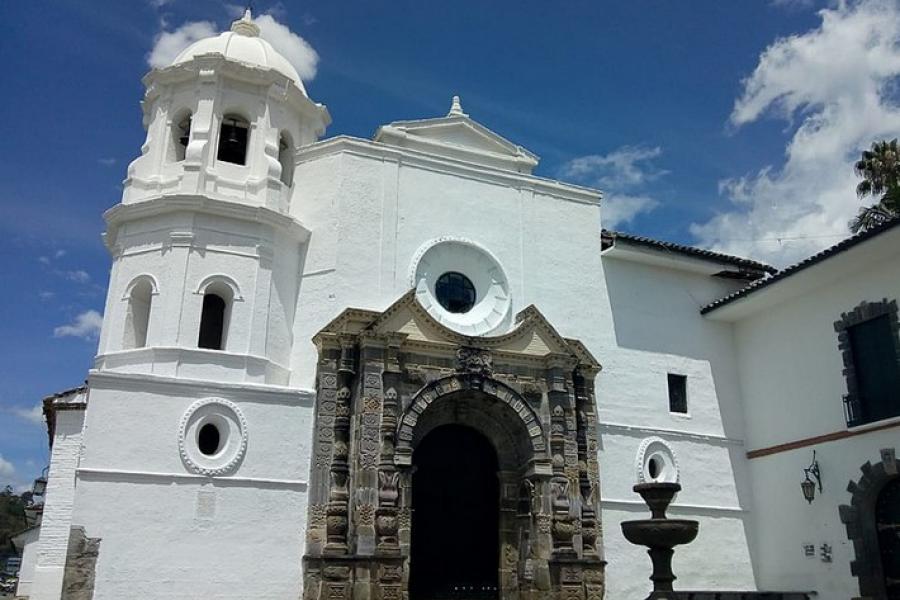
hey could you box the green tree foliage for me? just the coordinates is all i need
[0,487,27,556]
[850,139,900,233]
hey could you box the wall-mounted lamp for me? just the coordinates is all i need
[31,466,49,498]
[801,450,823,504]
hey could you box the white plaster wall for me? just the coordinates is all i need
[746,436,899,600]
[597,257,756,597]
[73,479,306,600]
[14,526,40,597]
[289,148,607,386]
[30,409,85,600]
[97,210,300,385]
[71,372,314,599]
[736,254,900,449]
[733,252,900,599]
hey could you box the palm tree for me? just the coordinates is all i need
[850,139,900,233]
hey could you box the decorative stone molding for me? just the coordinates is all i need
[395,373,546,466]
[178,398,248,476]
[838,446,898,600]
[834,299,900,427]
[635,437,680,484]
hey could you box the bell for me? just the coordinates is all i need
[227,126,239,146]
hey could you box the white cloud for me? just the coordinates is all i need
[0,455,15,479]
[54,249,66,259]
[12,404,44,426]
[147,21,217,69]
[146,13,318,81]
[39,291,55,301]
[691,0,900,266]
[560,146,665,228]
[255,14,319,80]
[65,270,91,284]
[602,195,661,229]
[54,310,103,340]
[771,0,815,9]
[98,158,116,166]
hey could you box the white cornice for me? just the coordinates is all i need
[142,56,330,134]
[598,421,744,446]
[77,467,308,490]
[296,135,601,206]
[103,194,310,248]
[88,369,315,403]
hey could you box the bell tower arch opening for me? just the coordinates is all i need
[410,424,499,600]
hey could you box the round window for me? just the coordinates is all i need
[435,271,476,313]
[409,237,512,336]
[178,398,247,476]
[635,437,680,484]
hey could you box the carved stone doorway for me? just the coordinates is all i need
[410,424,500,599]
[301,292,606,600]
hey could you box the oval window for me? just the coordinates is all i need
[435,271,476,314]
[198,422,221,456]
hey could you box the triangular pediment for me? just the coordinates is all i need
[314,291,599,371]
[373,102,539,174]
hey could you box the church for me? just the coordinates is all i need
[15,11,900,600]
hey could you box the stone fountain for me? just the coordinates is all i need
[621,482,699,598]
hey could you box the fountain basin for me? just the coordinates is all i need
[621,519,699,547]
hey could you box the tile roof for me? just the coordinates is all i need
[701,217,900,314]
[601,230,777,275]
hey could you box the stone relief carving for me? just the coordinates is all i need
[456,346,494,376]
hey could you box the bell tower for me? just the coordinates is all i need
[96,9,330,384]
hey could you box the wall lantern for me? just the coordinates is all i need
[32,466,49,498]
[801,450,823,504]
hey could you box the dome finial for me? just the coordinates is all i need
[448,95,467,118]
[231,6,260,37]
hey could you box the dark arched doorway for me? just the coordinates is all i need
[876,477,900,600]
[410,424,499,600]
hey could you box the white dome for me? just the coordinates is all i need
[171,11,306,95]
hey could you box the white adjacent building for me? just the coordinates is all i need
[18,11,900,600]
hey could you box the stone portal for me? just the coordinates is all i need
[302,291,605,600]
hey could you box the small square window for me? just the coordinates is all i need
[668,374,687,414]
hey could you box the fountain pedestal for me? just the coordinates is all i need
[621,482,699,597]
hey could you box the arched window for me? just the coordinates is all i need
[217,114,250,166]
[278,132,294,186]
[170,112,192,162]
[197,282,234,350]
[123,279,154,349]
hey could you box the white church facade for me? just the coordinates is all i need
[16,11,900,600]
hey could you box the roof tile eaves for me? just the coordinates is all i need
[602,230,776,274]
[700,217,900,314]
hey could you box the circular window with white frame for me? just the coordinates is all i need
[635,436,680,484]
[178,398,248,476]
[409,237,512,336]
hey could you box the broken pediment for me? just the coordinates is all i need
[314,290,600,372]
[373,96,539,174]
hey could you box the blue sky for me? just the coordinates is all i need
[2,0,899,490]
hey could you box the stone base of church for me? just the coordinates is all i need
[301,554,605,600]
